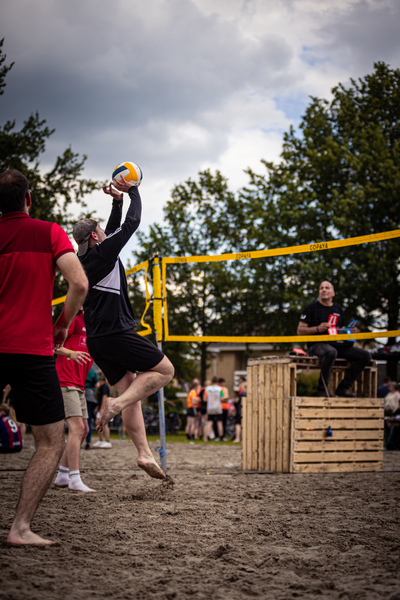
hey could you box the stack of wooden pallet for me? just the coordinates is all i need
[242,356,383,473]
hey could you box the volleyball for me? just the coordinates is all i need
[112,161,143,186]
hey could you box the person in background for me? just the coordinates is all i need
[185,381,199,440]
[3,385,26,443]
[85,367,99,449]
[0,403,23,453]
[384,382,400,415]
[94,373,112,448]
[378,376,392,399]
[53,311,95,492]
[194,379,206,440]
[384,382,400,450]
[218,378,230,442]
[233,380,246,443]
[203,377,224,442]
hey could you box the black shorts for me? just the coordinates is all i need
[87,329,164,386]
[208,413,223,423]
[187,407,196,417]
[0,354,65,426]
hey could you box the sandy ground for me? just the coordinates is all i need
[1,436,400,600]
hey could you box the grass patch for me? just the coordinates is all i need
[99,431,240,446]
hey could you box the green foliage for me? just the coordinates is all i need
[134,63,400,381]
[227,62,400,340]
[0,39,103,312]
[132,170,241,382]
[296,372,319,397]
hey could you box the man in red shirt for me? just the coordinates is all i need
[54,311,94,492]
[0,169,88,546]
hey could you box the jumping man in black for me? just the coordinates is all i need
[73,178,174,479]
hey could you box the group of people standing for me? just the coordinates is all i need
[186,376,246,443]
[0,168,174,547]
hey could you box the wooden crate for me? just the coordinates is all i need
[242,357,383,473]
[242,358,295,473]
[291,396,383,473]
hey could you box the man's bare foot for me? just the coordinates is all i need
[137,455,166,480]
[97,397,120,433]
[7,529,57,547]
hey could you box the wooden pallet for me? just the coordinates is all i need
[290,396,384,473]
[243,359,295,472]
[242,358,383,473]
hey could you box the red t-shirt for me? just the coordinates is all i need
[0,212,74,356]
[56,313,93,390]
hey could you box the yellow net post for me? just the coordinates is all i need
[152,255,163,341]
[152,255,167,472]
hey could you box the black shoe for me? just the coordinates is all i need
[335,387,356,398]
[316,390,335,397]
[85,443,91,450]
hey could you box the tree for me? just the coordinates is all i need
[0,38,102,308]
[133,62,400,381]
[230,61,400,375]
[132,169,245,383]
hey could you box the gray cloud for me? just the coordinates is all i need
[1,0,399,237]
[315,0,400,73]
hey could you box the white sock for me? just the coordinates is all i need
[54,466,69,486]
[69,470,95,492]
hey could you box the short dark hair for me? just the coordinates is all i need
[0,169,29,214]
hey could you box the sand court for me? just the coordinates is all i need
[1,436,400,599]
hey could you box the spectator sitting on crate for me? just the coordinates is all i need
[297,281,371,398]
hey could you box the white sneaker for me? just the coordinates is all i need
[92,440,103,448]
[100,441,112,448]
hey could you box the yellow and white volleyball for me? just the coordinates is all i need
[112,161,143,186]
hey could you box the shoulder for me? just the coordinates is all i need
[300,301,317,319]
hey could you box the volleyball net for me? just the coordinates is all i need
[52,229,400,344]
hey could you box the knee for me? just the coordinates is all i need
[360,349,371,366]
[161,358,175,383]
[323,347,337,361]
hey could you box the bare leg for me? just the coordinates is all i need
[7,420,65,547]
[60,416,84,471]
[97,356,174,432]
[217,420,223,439]
[233,423,241,443]
[103,423,110,443]
[57,417,94,492]
[115,371,166,479]
[203,419,211,443]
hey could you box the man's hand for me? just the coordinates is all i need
[71,351,92,365]
[53,322,69,350]
[349,327,359,333]
[103,183,123,202]
[112,177,137,192]
[318,322,330,332]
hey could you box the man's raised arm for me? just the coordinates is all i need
[53,253,88,349]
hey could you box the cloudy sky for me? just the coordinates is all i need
[1,0,400,263]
